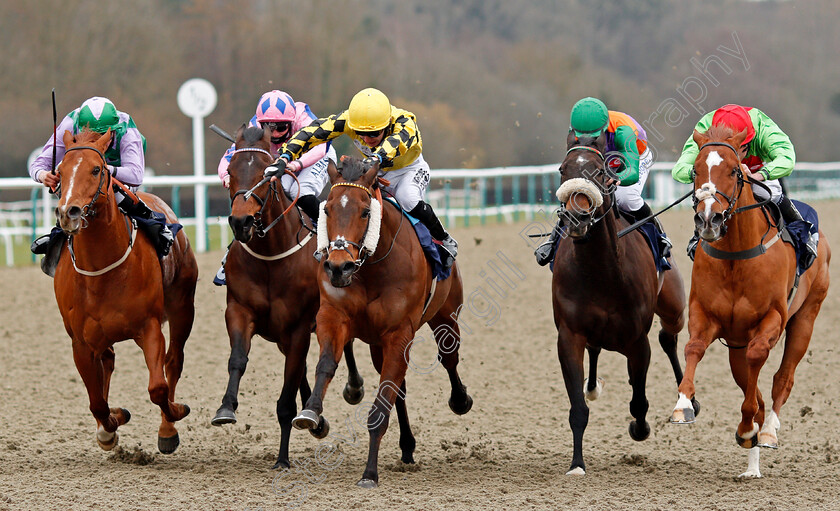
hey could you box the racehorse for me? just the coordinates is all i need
[291,156,473,488]
[53,129,197,453]
[211,126,365,469]
[669,125,830,478]
[552,131,695,475]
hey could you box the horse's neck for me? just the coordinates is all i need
[71,195,132,263]
[257,191,305,248]
[575,209,621,265]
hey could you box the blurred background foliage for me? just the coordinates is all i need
[2,0,838,178]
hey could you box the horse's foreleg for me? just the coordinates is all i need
[274,329,311,470]
[671,315,718,424]
[370,346,415,465]
[101,346,116,401]
[72,341,129,450]
[626,336,651,441]
[584,346,603,401]
[358,339,410,488]
[342,340,365,405]
[557,331,588,475]
[729,347,765,451]
[212,305,255,426]
[137,320,190,454]
[737,312,783,449]
[296,315,348,430]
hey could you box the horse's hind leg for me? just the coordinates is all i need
[159,287,196,454]
[584,346,603,401]
[274,328,311,469]
[370,346,415,465]
[72,342,130,451]
[427,315,472,416]
[342,340,365,405]
[213,303,256,426]
[626,336,651,441]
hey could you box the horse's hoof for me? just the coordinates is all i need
[120,408,132,424]
[211,407,237,426]
[566,466,585,476]
[356,478,378,489]
[757,433,778,449]
[180,404,191,419]
[310,416,330,440]
[292,409,319,430]
[583,377,604,401]
[670,407,696,424]
[158,433,180,454]
[691,398,701,418]
[272,457,291,470]
[448,393,473,415]
[735,431,758,449]
[343,383,365,405]
[738,469,762,479]
[96,430,119,451]
[629,420,651,441]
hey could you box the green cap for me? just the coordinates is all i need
[570,97,609,138]
[77,97,119,133]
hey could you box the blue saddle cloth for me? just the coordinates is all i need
[788,200,819,275]
[128,211,182,257]
[548,219,670,274]
[384,197,451,280]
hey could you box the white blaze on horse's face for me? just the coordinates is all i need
[340,194,349,209]
[702,150,724,218]
[576,155,587,166]
[62,154,85,203]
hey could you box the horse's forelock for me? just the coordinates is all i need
[337,158,367,183]
[242,126,267,146]
[704,124,735,142]
[73,129,101,145]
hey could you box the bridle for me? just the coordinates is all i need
[324,182,375,268]
[559,145,617,230]
[692,141,772,226]
[229,147,301,238]
[62,145,112,218]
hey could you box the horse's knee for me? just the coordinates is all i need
[315,354,339,377]
[746,344,771,367]
[148,383,169,406]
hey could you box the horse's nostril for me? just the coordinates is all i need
[694,213,706,230]
[67,206,82,219]
[710,213,724,228]
[340,261,355,274]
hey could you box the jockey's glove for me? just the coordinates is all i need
[363,154,382,168]
[264,158,287,178]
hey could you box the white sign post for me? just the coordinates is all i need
[177,78,217,253]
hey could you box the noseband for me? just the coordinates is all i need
[558,145,616,229]
[322,182,377,269]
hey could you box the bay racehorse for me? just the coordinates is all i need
[291,156,473,488]
[552,131,695,475]
[53,129,197,453]
[211,125,365,469]
[669,126,830,477]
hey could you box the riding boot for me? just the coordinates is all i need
[118,195,174,256]
[31,226,67,277]
[535,219,563,266]
[294,194,323,261]
[409,201,458,269]
[779,195,818,268]
[687,232,700,261]
[213,247,229,286]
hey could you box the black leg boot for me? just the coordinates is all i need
[779,195,818,269]
[535,219,563,266]
[296,194,323,262]
[409,201,458,269]
[119,195,174,256]
[31,226,67,277]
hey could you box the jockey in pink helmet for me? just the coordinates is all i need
[213,90,336,285]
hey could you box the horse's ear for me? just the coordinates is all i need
[692,129,709,147]
[234,123,246,142]
[565,129,576,149]
[95,128,112,152]
[328,159,340,184]
[361,161,379,188]
[594,130,607,153]
[62,129,74,147]
[730,128,748,149]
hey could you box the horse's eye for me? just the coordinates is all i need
[323,207,329,218]
[361,207,371,219]
[92,166,101,175]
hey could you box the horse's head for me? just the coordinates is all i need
[320,156,380,288]
[55,129,114,235]
[227,124,275,242]
[691,125,749,242]
[555,131,612,238]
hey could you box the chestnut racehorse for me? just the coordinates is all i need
[292,156,473,488]
[669,125,830,478]
[212,126,365,469]
[53,129,197,453]
[552,132,694,475]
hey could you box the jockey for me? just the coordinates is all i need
[214,90,335,285]
[270,87,458,269]
[217,89,336,223]
[672,104,817,264]
[536,97,666,265]
[29,96,174,272]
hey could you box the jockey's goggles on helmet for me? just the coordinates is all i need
[357,128,384,138]
[263,121,291,133]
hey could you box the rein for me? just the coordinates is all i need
[694,141,778,261]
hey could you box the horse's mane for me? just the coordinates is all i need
[242,126,266,146]
[704,124,736,142]
[337,157,367,183]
